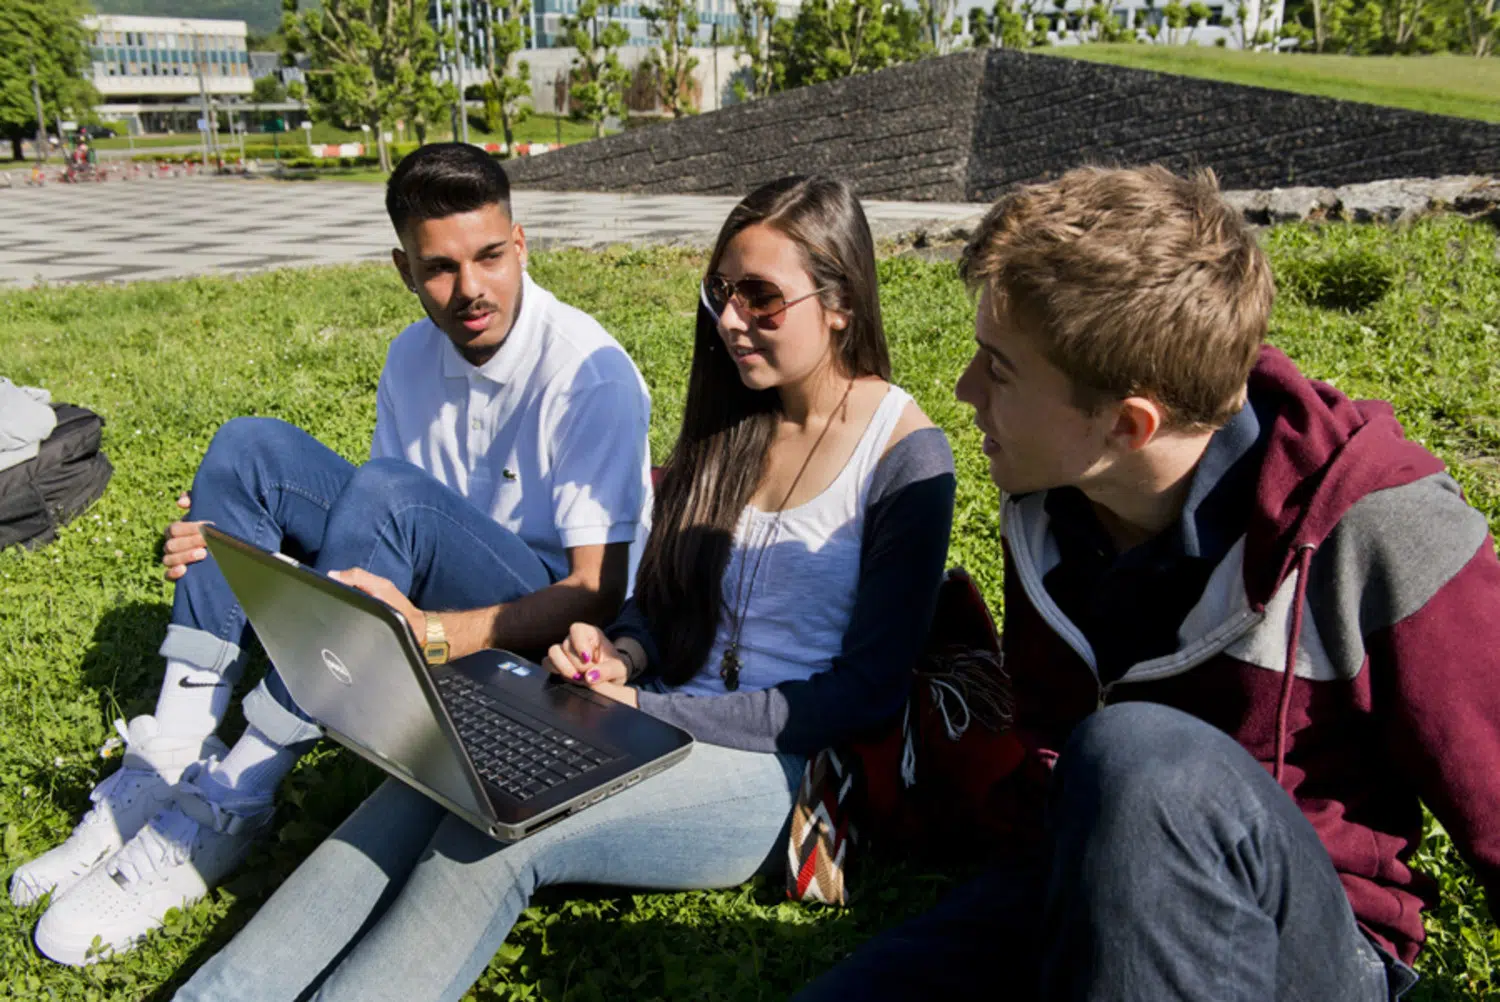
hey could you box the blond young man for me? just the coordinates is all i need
[796,166,1500,1001]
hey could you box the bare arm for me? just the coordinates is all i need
[334,540,630,659]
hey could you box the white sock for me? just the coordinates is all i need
[153,659,235,740]
[202,726,297,803]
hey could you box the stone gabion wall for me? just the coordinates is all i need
[503,52,989,201]
[504,48,1500,203]
[968,50,1500,199]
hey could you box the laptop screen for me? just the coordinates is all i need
[204,529,490,822]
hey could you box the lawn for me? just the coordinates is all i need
[87,115,613,154]
[1050,46,1500,123]
[2,218,1499,1000]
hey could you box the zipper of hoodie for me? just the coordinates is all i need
[1096,608,1267,706]
[1005,500,1272,709]
[1007,511,1269,708]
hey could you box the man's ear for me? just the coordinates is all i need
[392,247,415,292]
[1109,396,1166,453]
[513,222,528,271]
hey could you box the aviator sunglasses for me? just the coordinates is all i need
[700,274,831,328]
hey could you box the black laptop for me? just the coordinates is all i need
[203,525,693,840]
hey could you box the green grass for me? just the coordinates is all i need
[1050,46,1500,123]
[89,115,611,153]
[2,220,1499,999]
[87,136,205,151]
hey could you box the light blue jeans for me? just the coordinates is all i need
[174,741,804,1002]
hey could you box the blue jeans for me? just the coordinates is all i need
[159,417,553,748]
[795,702,1417,1002]
[173,741,804,1002]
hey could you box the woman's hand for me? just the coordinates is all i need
[546,623,631,687]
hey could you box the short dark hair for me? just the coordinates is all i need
[385,143,512,235]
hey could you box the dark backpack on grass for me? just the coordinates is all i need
[0,404,113,551]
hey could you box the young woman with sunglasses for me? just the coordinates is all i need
[173,175,956,1002]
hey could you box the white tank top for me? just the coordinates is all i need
[677,385,913,697]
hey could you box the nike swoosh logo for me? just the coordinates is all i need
[178,678,228,689]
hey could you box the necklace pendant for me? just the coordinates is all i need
[719,646,741,692]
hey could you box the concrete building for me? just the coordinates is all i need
[85,14,253,133]
[954,0,1285,47]
[249,51,308,89]
[427,0,797,53]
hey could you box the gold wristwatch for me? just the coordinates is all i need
[422,613,450,666]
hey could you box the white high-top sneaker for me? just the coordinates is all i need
[34,763,273,967]
[9,717,226,909]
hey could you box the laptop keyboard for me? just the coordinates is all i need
[435,672,611,802]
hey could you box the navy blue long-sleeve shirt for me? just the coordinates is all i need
[609,427,956,754]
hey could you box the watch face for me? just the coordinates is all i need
[425,641,450,665]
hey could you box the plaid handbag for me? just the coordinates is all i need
[785,568,1021,905]
[786,748,858,905]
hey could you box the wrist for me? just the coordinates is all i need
[617,645,640,681]
[423,612,450,666]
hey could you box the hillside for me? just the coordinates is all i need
[88,0,317,35]
[1055,46,1500,124]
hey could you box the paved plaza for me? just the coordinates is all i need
[0,176,983,288]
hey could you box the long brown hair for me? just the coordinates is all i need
[634,175,892,685]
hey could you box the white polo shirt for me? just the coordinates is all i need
[370,272,652,584]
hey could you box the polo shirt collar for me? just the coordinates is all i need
[439,272,542,385]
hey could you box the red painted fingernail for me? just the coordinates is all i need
[587,670,600,682]
[580,651,591,664]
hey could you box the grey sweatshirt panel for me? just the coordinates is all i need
[629,427,956,753]
[1308,471,1491,680]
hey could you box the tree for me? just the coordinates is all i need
[732,0,778,101]
[969,0,1033,45]
[560,0,631,138]
[252,74,288,105]
[1163,0,1189,41]
[471,0,532,149]
[968,4,995,44]
[283,0,444,172]
[1087,1,1132,38]
[1311,0,1330,47]
[1185,0,1212,39]
[0,0,98,162]
[917,0,963,51]
[768,0,926,91]
[641,0,701,117]
[1458,0,1499,53]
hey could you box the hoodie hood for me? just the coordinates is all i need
[1241,346,1447,609]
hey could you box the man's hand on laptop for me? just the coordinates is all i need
[161,492,209,582]
[327,568,426,642]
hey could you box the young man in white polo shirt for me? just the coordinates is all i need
[18,144,653,966]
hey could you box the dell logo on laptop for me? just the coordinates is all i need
[321,649,353,685]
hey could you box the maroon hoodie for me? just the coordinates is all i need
[997,345,1500,964]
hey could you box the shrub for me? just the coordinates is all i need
[1277,248,1397,312]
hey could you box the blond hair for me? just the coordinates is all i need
[959,165,1274,430]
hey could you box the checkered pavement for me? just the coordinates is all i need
[0,177,983,289]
